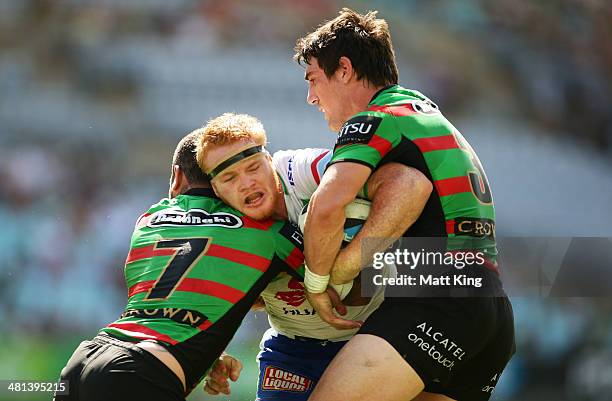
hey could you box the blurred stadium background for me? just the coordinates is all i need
[1,0,611,400]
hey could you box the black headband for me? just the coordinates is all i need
[208,145,264,179]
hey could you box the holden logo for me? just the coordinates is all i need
[412,100,440,115]
[274,278,306,307]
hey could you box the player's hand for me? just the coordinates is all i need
[306,287,362,330]
[203,354,242,395]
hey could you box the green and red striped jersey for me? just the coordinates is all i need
[329,85,497,266]
[100,188,304,394]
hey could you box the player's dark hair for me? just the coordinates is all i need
[294,8,398,87]
[171,132,210,187]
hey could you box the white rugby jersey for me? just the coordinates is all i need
[260,148,390,341]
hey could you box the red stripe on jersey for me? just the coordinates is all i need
[107,322,179,345]
[446,219,455,235]
[241,216,275,230]
[137,212,151,220]
[207,244,270,272]
[198,320,213,331]
[125,244,175,264]
[128,280,155,298]
[368,135,393,159]
[413,135,459,153]
[434,176,472,197]
[482,258,499,275]
[367,103,417,116]
[177,278,244,303]
[483,258,499,275]
[135,213,152,229]
[285,247,305,270]
[310,151,329,185]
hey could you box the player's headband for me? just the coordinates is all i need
[207,145,264,179]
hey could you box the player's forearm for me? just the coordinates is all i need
[304,188,347,277]
[304,163,371,292]
[331,163,432,284]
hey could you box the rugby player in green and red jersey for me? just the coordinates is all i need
[294,8,515,401]
[55,128,304,401]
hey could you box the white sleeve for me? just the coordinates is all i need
[273,148,332,223]
[284,148,331,199]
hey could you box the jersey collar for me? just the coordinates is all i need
[369,84,398,105]
[183,188,218,198]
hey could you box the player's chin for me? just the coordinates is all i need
[240,201,275,221]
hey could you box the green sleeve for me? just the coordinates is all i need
[329,112,402,170]
[271,221,305,279]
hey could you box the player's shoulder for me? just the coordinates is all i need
[366,86,441,118]
[272,148,330,167]
[142,196,174,215]
[273,148,331,188]
[337,86,416,139]
[173,192,231,213]
[336,86,443,147]
[371,85,435,105]
[138,195,246,231]
[336,111,387,149]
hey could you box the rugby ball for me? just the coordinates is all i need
[298,198,371,245]
[298,198,371,300]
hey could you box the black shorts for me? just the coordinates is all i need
[54,334,185,401]
[358,291,515,401]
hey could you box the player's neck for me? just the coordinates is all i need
[346,81,385,114]
[272,194,288,221]
[270,173,288,221]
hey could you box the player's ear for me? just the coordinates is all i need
[210,181,221,197]
[170,165,184,198]
[338,56,354,83]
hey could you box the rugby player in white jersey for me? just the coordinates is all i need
[194,113,431,400]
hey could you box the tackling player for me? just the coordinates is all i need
[55,131,304,401]
[195,112,431,401]
[294,8,515,401]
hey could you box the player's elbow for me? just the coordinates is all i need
[415,171,433,207]
[373,164,433,207]
[390,165,432,205]
[414,172,433,206]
